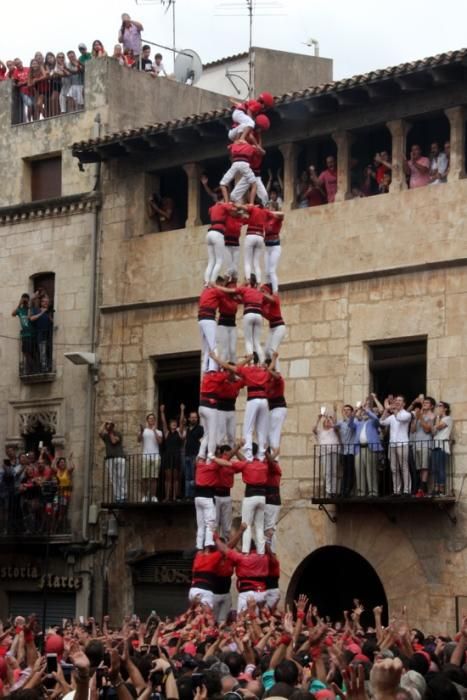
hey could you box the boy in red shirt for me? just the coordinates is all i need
[220,140,262,205]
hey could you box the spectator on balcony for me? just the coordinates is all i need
[137,413,162,503]
[432,401,453,497]
[19,464,39,534]
[380,395,412,496]
[43,52,61,117]
[0,458,13,535]
[379,171,392,194]
[181,410,204,500]
[29,296,52,373]
[266,168,283,209]
[409,396,436,497]
[66,51,84,110]
[91,40,107,59]
[154,54,168,77]
[12,293,34,374]
[147,192,180,231]
[119,13,144,64]
[27,58,47,120]
[55,52,72,113]
[296,170,310,208]
[358,164,378,197]
[335,404,357,497]
[99,421,127,503]
[160,404,184,502]
[444,141,451,179]
[52,454,74,532]
[112,44,125,66]
[374,151,392,188]
[403,145,430,189]
[313,411,340,498]
[78,43,92,64]
[311,156,338,203]
[354,400,384,497]
[12,58,33,122]
[429,142,448,184]
[34,448,56,531]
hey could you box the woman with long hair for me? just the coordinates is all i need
[55,52,71,113]
[159,404,184,502]
[52,454,74,532]
[44,51,60,116]
[112,44,125,66]
[27,59,47,120]
[91,40,107,59]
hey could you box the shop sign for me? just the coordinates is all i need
[0,565,82,590]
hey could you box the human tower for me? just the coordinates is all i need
[189,92,288,621]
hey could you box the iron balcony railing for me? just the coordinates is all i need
[12,73,85,125]
[0,481,71,537]
[311,439,454,503]
[19,326,55,379]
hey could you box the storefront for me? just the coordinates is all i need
[132,551,194,618]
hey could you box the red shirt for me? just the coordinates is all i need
[226,549,268,591]
[250,148,264,175]
[218,377,244,401]
[200,370,226,407]
[214,556,234,578]
[198,287,223,320]
[224,212,244,246]
[195,459,219,487]
[266,553,280,588]
[267,374,285,401]
[306,186,325,207]
[246,206,267,236]
[319,169,338,203]
[232,458,268,486]
[192,550,223,588]
[216,463,235,490]
[229,142,256,163]
[208,202,233,234]
[237,286,264,316]
[264,212,283,244]
[236,365,270,399]
[376,163,390,185]
[262,293,284,327]
[266,460,282,488]
[218,289,238,319]
[13,67,30,94]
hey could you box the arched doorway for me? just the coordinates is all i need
[286,545,388,627]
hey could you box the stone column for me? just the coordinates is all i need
[332,130,354,202]
[445,106,465,181]
[183,163,202,227]
[279,142,298,210]
[386,119,410,192]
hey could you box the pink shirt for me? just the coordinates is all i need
[319,169,338,203]
[408,157,430,189]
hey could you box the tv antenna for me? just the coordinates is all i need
[135,0,177,63]
[215,1,285,96]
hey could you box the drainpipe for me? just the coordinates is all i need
[81,113,102,541]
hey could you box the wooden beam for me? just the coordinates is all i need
[430,65,465,85]
[336,89,370,108]
[395,72,434,91]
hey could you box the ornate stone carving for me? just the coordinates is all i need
[19,410,58,435]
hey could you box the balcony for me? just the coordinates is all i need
[19,327,56,383]
[1,482,71,543]
[311,440,455,510]
[102,454,193,509]
[12,77,85,126]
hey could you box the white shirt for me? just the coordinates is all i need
[154,61,166,76]
[360,420,368,445]
[433,415,453,452]
[380,409,411,444]
[317,427,340,447]
[142,427,162,455]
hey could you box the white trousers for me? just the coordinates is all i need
[216,325,237,363]
[228,109,255,140]
[221,162,256,203]
[256,176,269,206]
[215,495,232,540]
[224,245,240,277]
[189,586,214,608]
[264,325,286,366]
[243,313,264,362]
[264,245,282,293]
[243,398,269,460]
[198,406,218,460]
[198,320,218,372]
[217,409,236,446]
[106,457,127,501]
[265,588,281,610]
[264,503,281,552]
[244,234,264,282]
[213,592,232,622]
[268,406,287,450]
[241,494,266,554]
[389,444,411,495]
[195,496,216,549]
[237,590,266,613]
[204,230,225,284]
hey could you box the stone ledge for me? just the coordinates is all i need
[0,192,101,226]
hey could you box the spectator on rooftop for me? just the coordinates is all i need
[123,47,136,68]
[119,13,144,64]
[44,51,62,117]
[34,51,45,67]
[12,58,33,122]
[404,144,430,189]
[78,43,92,64]
[66,50,84,110]
[0,60,7,80]
[374,150,392,186]
[429,141,448,184]
[140,45,155,74]
[112,44,125,66]
[154,52,167,77]
[92,40,107,59]
[27,58,47,121]
[55,52,72,113]
[311,155,338,203]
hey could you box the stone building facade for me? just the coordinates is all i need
[72,48,467,634]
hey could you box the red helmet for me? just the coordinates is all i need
[255,114,270,131]
[258,91,274,109]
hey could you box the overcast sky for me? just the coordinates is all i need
[3,0,466,80]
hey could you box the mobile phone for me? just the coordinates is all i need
[62,663,74,683]
[320,406,326,415]
[96,668,107,689]
[46,654,58,674]
[192,673,205,691]
[39,441,44,449]
[79,616,84,625]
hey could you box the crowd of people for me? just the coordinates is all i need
[1,13,167,122]
[1,599,467,700]
[313,394,454,499]
[296,141,450,207]
[0,445,74,535]
[12,290,54,375]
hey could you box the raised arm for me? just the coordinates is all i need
[159,405,169,438]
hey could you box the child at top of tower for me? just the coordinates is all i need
[227,91,275,143]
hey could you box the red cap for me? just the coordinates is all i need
[183,642,197,656]
[315,691,334,699]
[255,114,270,131]
[258,91,274,108]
